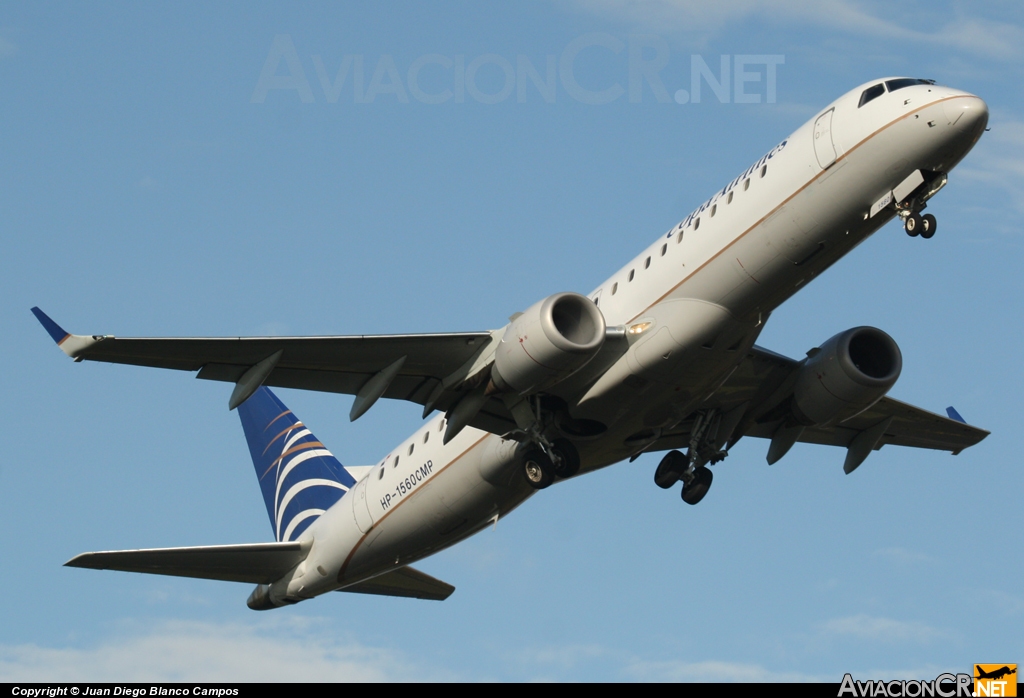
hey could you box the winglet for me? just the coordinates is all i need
[30,307,104,359]
[946,406,966,423]
[31,307,71,345]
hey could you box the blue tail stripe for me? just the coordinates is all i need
[237,387,356,541]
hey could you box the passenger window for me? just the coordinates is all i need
[743,179,750,191]
[423,431,429,444]
[394,455,400,468]
[710,204,717,217]
[760,165,767,178]
[408,443,414,456]
[611,282,618,295]
[858,83,885,107]
[694,217,700,231]
[644,256,651,269]
[727,191,733,204]
[378,466,385,480]
[660,243,667,256]
[628,269,635,282]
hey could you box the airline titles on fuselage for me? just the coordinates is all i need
[671,139,789,235]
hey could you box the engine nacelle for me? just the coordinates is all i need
[792,326,902,426]
[491,292,606,395]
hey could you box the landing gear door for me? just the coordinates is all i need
[813,108,837,169]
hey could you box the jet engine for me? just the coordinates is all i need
[491,292,606,395]
[791,327,902,426]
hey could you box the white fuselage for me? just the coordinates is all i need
[267,79,988,604]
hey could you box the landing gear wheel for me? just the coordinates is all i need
[550,438,580,479]
[654,450,687,489]
[681,467,713,505]
[904,213,922,237]
[920,214,936,239]
[522,449,555,490]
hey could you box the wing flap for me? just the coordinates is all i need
[338,566,454,601]
[65,541,309,585]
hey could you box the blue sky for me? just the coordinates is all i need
[2,1,1022,682]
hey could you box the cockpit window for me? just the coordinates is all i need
[858,83,885,107]
[885,78,932,92]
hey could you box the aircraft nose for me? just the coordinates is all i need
[943,95,989,136]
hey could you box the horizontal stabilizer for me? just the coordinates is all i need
[339,566,454,601]
[65,541,310,585]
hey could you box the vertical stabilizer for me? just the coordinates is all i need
[237,387,356,542]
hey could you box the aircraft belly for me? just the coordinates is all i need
[339,432,531,586]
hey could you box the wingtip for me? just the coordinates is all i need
[946,406,967,424]
[64,553,90,568]
[31,307,71,346]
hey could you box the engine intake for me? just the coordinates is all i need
[792,326,902,426]
[491,292,606,395]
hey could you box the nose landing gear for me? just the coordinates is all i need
[897,171,945,239]
[903,211,937,238]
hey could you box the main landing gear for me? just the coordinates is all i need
[654,450,715,505]
[652,409,728,505]
[521,438,580,490]
[505,395,583,491]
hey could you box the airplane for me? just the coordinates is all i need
[975,666,1017,682]
[34,76,991,608]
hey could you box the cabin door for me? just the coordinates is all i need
[813,108,837,169]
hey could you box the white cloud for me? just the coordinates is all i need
[565,0,1024,59]
[821,614,949,644]
[0,618,457,682]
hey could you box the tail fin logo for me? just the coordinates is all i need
[238,388,357,542]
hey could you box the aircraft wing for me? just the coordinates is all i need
[32,307,507,423]
[648,345,989,457]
